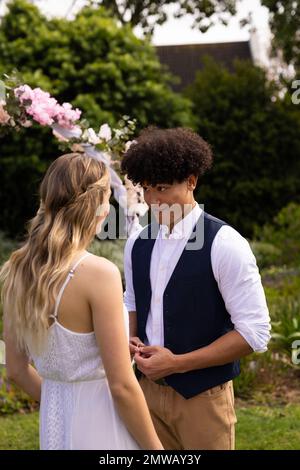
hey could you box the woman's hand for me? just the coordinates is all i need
[129,336,145,358]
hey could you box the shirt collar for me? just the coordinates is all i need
[160,203,202,240]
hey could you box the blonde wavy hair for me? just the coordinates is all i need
[0,152,110,355]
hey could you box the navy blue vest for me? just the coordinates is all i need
[131,209,240,399]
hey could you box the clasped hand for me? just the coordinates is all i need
[129,337,177,381]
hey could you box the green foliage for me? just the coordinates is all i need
[262,0,300,72]
[0,231,18,266]
[0,231,18,338]
[270,297,300,358]
[233,356,257,398]
[0,367,38,415]
[255,203,300,267]
[186,58,300,237]
[0,0,192,130]
[94,0,237,35]
[263,267,300,317]
[262,261,300,363]
[249,241,281,270]
[0,0,192,237]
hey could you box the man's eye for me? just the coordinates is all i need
[157,187,167,192]
[142,187,149,192]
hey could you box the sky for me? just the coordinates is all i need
[0,0,270,46]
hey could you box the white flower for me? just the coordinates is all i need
[87,128,101,145]
[82,129,89,140]
[82,128,100,145]
[125,140,137,152]
[98,123,112,142]
[113,128,124,139]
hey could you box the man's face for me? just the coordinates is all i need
[141,176,197,226]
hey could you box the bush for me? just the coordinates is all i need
[0,0,193,237]
[0,231,18,266]
[249,241,281,270]
[0,367,38,416]
[270,296,300,359]
[234,356,257,398]
[255,203,300,267]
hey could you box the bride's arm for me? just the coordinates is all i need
[87,257,163,451]
[3,320,41,402]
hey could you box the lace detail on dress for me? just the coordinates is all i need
[40,380,74,450]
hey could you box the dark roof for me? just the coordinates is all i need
[155,41,252,92]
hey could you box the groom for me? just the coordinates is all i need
[121,127,271,450]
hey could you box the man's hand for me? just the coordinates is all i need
[129,336,145,359]
[134,345,178,381]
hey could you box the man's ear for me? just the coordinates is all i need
[187,175,197,190]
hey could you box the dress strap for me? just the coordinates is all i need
[50,252,92,321]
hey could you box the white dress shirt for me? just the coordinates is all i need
[124,204,271,352]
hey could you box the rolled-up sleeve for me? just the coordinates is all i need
[211,225,271,352]
[123,226,144,313]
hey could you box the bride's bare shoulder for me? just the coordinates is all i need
[85,253,121,281]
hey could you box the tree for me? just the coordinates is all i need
[186,57,300,237]
[0,0,193,237]
[262,0,300,73]
[78,0,237,36]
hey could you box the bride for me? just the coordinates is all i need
[0,152,163,450]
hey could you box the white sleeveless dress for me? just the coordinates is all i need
[30,253,141,450]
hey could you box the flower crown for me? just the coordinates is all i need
[0,71,148,236]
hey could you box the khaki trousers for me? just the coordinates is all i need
[139,375,237,450]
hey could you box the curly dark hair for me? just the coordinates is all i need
[121,126,213,186]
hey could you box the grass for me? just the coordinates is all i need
[0,404,300,450]
[236,404,300,450]
[0,411,39,450]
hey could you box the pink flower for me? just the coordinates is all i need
[14,84,34,102]
[56,103,81,129]
[14,85,81,128]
